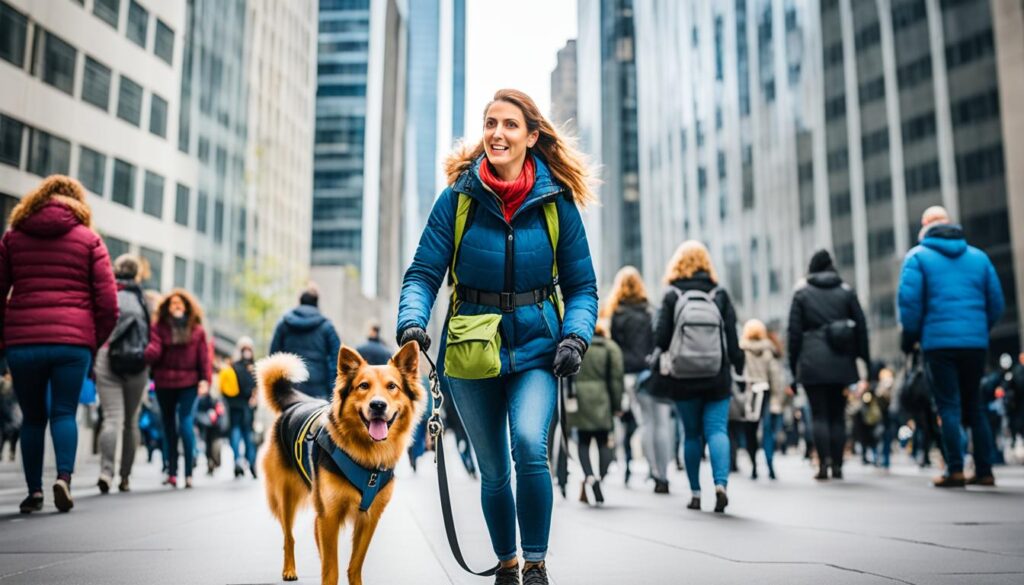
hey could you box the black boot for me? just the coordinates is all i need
[831,464,843,480]
[815,463,829,481]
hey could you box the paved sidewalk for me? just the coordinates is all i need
[1,437,1023,584]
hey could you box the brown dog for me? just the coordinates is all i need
[257,342,425,585]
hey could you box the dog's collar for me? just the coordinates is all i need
[314,427,394,511]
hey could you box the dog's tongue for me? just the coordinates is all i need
[368,419,389,441]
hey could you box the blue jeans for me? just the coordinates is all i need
[446,369,557,563]
[762,411,783,471]
[6,344,92,493]
[156,387,199,478]
[674,396,730,492]
[924,349,993,477]
[228,406,256,469]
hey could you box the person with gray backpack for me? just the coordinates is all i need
[650,241,743,514]
[94,254,151,494]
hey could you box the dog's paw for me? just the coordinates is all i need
[282,570,298,581]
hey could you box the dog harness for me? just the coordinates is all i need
[282,401,395,511]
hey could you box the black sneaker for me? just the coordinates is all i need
[97,476,111,494]
[831,465,843,480]
[522,563,548,585]
[19,493,43,514]
[494,565,519,585]
[591,480,605,506]
[653,479,670,494]
[686,496,701,510]
[714,489,728,514]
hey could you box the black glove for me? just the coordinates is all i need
[900,330,918,355]
[553,335,587,378]
[398,326,431,352]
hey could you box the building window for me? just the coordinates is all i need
[0,113,24,168]
[93,0,120,29]
[825,94,846,121]
[717,151,727,179]
[149,94,167,137]
[81,56,112,111]
[318,84,368,98]
[830,191,852,217]
[865,177,892,205]
[211,269,222,307]
[27,128,70,177]
[154,19,173,64]
[103,234,129,261]
[905,159,940,194]
[855,22,880,52]
[173,256,187,288]
[117,75,143,126]
[0,1,29,68]
[945,29,994,69]
[827,148,848,172]
[174,183,190,226]
[951,90,999,126]
[858,77,885,105]
[126,1,148,48]
[861,128,889,158]
[142,170,163,218]
[111,158,135,208]
[824,41,844,67]
[714,15,724,81]
[835,242,855,266]
[193,260,206,297]
[78,145,106,195]
[35,30,77,95]
[902,111,936,145]
[213,200,224,243]
[869,229,896,259]
[897,54,931,89]
[956,143,1004,186]
[196,191,208,233]
[139,246,162,291]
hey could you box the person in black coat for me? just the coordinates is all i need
[787,249,869,480]
[268,286,341,399]
[355,321,392,366]
[650,241,744,513]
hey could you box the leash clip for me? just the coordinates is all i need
[422,349,445,463]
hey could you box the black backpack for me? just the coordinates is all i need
[108,287,150,376]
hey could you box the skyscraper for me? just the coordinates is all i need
[577,0,642,289]
[631,0,1022,361]
[550,39,578,132]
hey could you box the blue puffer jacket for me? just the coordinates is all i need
[269,305,341,398]
[898,224,1004,351]
[398,154,598,377]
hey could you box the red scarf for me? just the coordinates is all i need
[478,155,536,223]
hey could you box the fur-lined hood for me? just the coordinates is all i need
[9,175,93,232]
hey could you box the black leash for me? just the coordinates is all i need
[422,349,500,577]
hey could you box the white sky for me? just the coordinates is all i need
[463,0,578,142]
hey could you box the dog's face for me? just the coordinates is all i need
[332,341,426,449]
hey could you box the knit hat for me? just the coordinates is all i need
[808,249,834,273]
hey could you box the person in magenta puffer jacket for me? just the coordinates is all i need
[145,288,212,489]
[0,175,118,514]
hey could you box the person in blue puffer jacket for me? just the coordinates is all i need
[898,205,1005,488]
[397,89,598,585]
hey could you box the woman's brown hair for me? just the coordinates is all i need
[155,288,205,333]
[9,175,93,230]
[663,240,719,284]
[601,266,649,319]
[444,89,596,206]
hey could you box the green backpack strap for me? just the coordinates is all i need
[449,193,474,312]
[542,200,564,321]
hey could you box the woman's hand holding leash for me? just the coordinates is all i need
[553,335,587,377]
[399,326,431,352]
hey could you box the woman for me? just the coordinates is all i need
[95,254,151,493]
[397,89,598,585]
[606,266,671,492]
[650,241,743,514]
[787,249,869,481]
[218,336,258,478]
[145,289,212,489]
[0,175,118,513]
[739,319,786,480]
[568,320,623,506]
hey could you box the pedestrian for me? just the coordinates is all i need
[145,289,212,489]
[1005,352,1024,451]
[268,285,341,400]
[94,254,151,494]
[606,266,666,490]
[787,249,870,481]
[650,240,744,513]
[739,319,786,480]
[218,337,258,478]
[0,175,118,513]
[397,88,598,585]
[355,320,392,366]
[0,365,20,461]
[568,320,624,506]
[898,206,1004,487]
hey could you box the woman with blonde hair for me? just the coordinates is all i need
[398,88,598,584]
[738,319,786,480]
[650,241,743,513]
[145,289,212,489]
[606,266,671,492]
[0,175,118,513]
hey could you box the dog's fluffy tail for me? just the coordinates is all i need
[257,353,310,414]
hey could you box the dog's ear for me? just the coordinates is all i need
[337,345,366,379]
[390,340,420,379]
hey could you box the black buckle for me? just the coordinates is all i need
[500,292,515,312]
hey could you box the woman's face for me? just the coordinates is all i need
[168,295,186,319]
[483,100,539,174]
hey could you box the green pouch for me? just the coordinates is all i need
[444,313,503,380]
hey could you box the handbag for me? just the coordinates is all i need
[743,381,768,422]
